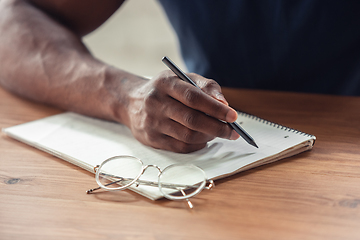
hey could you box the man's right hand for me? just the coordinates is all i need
[123,70,240,153]
[0,0,239,153]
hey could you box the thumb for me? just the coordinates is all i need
[189,73,229,105]
[211,90,229,106]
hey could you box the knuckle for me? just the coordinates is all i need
[182,112,199,127]
[183,88,201,105]
[143,88,159,107]
[187,73,219,90]
[170,78,183,91]
[152,77,165,88]
[181,129,196,143]
[203,79,219,90]
[174,142,193,153]
[153,70,174,88]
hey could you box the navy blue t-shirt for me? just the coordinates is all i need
[158,0,360,95]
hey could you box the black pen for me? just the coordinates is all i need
[162,56,258,148]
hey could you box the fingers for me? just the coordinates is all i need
[132,119,212,153]
[146,132,208,153]
[126,70,240,153]
[161,118,215,144]
[163,97,237,140]
[165,74,238,123]
[188,73,229,106]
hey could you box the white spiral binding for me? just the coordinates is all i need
[238,112,315,138]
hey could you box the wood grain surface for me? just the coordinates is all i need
[1,86,360,240]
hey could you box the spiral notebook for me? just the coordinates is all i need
[2,112,316,200]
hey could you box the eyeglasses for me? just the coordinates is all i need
[86,155,214,208]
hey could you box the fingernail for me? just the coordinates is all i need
[225,109,238,123]
[230,130,240,140]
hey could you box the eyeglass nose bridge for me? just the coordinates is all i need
[142,164,163,176]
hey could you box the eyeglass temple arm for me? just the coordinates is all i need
[87,166,215,194]
[86,177,198,193]
[86,178,124,194]
[181,180,214,209]
[87,178,214,194]
[179,189,194,209]
[86,176,215,194]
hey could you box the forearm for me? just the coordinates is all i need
[0,0,239,153]
[0,0,144,124]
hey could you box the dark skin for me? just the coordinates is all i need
[0,0,240,153]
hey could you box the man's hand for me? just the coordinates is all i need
[124,70,240,153]
[0,0,239,153]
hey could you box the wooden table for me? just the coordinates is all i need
[1,86,360,240]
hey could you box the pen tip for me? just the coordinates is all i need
[251,141,259,148]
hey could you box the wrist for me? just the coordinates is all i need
[101,66,148,127]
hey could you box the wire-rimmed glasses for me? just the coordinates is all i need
[86,155,214,208]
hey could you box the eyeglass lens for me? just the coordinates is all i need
[159,164,206,200]
[96,156,143,191]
